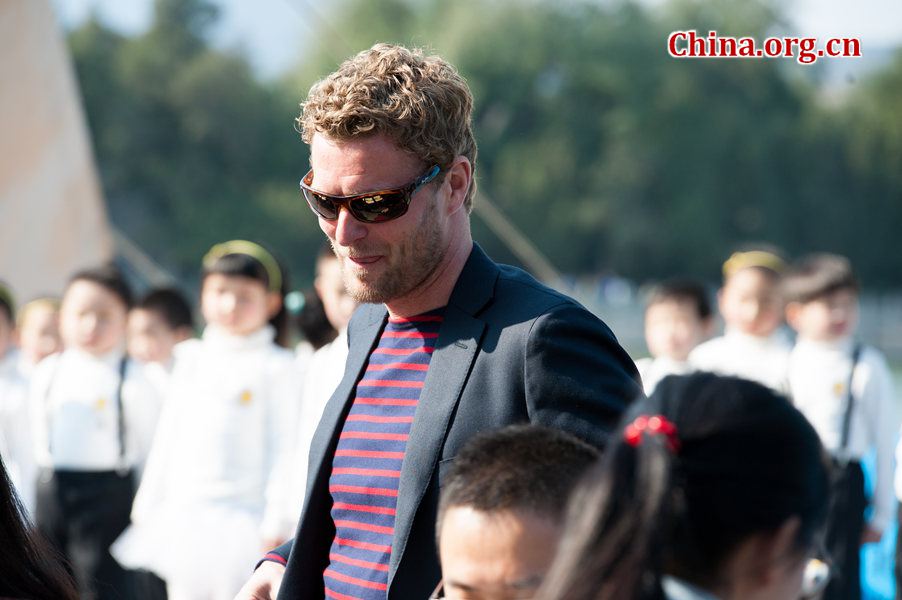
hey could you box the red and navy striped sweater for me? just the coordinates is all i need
[322,310,443,600]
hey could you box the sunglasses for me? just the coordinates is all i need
[300,165,441,224]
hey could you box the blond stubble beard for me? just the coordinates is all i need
[336,198,445,305]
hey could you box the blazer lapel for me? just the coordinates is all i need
[387,243,498,582]
[302,303,387,515]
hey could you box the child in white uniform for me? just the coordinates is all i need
[284,246,357,526]
[114,241,302,600]
[15,297,62,378]
[127,288,194,372]
[0,284,37,515]
[784,254,897,600]
[690,249,791,392]
[30,266,163,600]
[634,279,713,395]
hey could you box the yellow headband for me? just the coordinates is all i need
[203,240,282,293]
[17,297,60,326]
[722,250,786,279]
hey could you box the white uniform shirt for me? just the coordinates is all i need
[789,338,898,532]
[29,347,163,473]
[689,329,791,393]
[131,325,302,540]
[635,356,694,396]
[0,349,37,512]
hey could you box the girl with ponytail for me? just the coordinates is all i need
[539,372,831,600]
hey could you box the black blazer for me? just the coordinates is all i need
[275,243,642,599]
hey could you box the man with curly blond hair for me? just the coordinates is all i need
[237,43,641,600]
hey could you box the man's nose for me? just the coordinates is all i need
[332,206,368,247]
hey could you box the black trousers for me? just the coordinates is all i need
[823,460,866,600]
[35,469,138,600]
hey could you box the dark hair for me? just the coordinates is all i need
[782,253,859,304]
[66,264,133,309]
[136,287,194,332]
[0,281,14,324]
[202,247,290,347]
[645,279,712,321]
[296,288,338,350]
[0,455,78,600]
[538,373,830,600]
[436,425,600,542]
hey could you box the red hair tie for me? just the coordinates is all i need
[624,415,680,453]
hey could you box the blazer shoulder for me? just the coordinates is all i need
[492,263,595,320]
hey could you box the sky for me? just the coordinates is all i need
[51,0,902,80]
[51,0,322,79]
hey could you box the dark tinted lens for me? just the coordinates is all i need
[349,192,409,223]
[304,190,339,219]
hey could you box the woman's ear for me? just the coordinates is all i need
[700,316,716,339]
[266,292,283,319]
[737,516,802,588]
[761,517,802,585]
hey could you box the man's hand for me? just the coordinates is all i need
[234,561,286,600]
[861,525,882,545]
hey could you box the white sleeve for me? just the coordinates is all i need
[688,338,720,371]
[260,354,304,541]
[863,350,898,533]
[129,385,179,524]
[26,355,57,468]
[123,364,164,477]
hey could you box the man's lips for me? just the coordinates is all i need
[348,255,381,265]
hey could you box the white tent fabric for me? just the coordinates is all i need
[0,0,112,302]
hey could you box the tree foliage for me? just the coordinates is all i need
[68,0,902,289]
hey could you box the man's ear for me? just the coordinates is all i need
[442,156,472,216]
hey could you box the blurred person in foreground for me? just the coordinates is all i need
[237,42,641,600]
[0,453,78,600]
[538,372,831,600]
[635,279,713,395]
[690,248,790,392]
[431,425,598,600]
[784,254,897,600]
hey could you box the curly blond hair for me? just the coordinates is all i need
[298,43,478,212]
